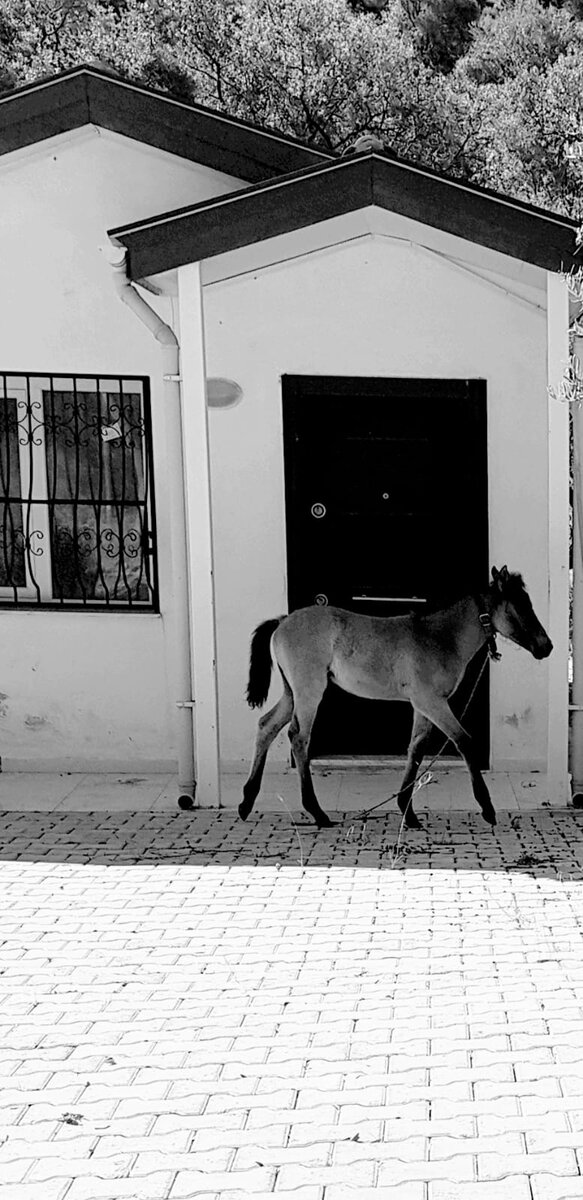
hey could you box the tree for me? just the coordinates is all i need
[458,50,583,214]
[0,0,92,82]
[459,0,581,84]
[414,0,482,72]
[0,0,583,218]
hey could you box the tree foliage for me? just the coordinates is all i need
[0,0,583,217]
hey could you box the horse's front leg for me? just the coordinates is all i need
[397,710,434,830]
[413,696,496,827]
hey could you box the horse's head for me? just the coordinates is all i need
[488,566,552,660]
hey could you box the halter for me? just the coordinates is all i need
[478,609,501,661]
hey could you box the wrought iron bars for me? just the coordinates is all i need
[0,374,158,609]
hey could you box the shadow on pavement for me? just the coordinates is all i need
[1,807,583,879]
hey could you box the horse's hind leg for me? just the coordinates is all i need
[397,710,434,830]
[240,680,293,821]
[414,695,496,826]
[288,686,333,829]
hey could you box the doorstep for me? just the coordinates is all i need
[0,767,566,815]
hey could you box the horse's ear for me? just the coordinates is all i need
[491,566,499,581]
[500,565,509,581]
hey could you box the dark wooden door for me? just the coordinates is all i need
[282,376,489,763]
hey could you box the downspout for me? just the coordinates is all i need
[106,243,196,803]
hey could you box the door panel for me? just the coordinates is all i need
[282,376,489,763]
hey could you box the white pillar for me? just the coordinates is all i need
[571,397,583,792]
[547,271,570,802]
[177,262,221,807]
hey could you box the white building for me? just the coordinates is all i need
[0,64,577,804]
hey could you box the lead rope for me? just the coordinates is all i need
[353,620,499,823]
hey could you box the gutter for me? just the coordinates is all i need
[106,242,196,803]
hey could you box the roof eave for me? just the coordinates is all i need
[0,65,333,181]
[111,153,580,279]
[0,71,90,157]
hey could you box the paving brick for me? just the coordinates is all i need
[479,1111,570,1137]
[296,1085,385,1108]
[169,1165,276,1195]
[235,1140,332,1168]
[276,1162,376,1189]
[26,1151,135,1181]
[377,1156,476,1185]
[246,1103,337,1130]
[16,1098,120,1123]
[567,1109,583,1132]
[430,1132,522,1160]
[430,1181,532,1200]
[336,1101,429,1124]
[135,1148,235,1174]
[0,1157,36,1183]
[0,1134,96,1161]
[0,1119,63,1145]
[333,1134,427,1164]
[531,1176,583,1200]
[65,1174,176,1200]
[473,1076,562,1101]
[195,1123,289,1151]
[92,1129,188,1155]
[477,1146,578,1181]
[0,1184,73,1200]
[527,1129,583,1152]
[325,1187,425,1200]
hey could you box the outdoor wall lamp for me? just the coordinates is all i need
[207,378,243,408]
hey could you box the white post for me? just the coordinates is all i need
[571,398,583,792]
[547,271,570,803]
[177,262,221,807]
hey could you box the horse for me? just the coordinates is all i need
[240,567,552,830]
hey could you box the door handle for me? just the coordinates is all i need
[351,596,427,603]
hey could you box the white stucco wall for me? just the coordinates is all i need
[0,129,559,777]
[200,230,551,771]
[0,127,243,769]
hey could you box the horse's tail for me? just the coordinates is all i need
[246,617,284,708]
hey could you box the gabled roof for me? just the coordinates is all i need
[110,151,580,280]
[0,64,332,182]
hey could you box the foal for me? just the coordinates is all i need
[240,568,552,830]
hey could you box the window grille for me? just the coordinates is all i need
[0,374,158,610]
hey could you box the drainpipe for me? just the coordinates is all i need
[105,243,196,803]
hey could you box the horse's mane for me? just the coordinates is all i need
[497,571,526,598]
[413,571,525,619]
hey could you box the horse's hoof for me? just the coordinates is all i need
[317,815,335,829]
[482,806,497,826]
[238,800,253,821]
[405,815,422,831]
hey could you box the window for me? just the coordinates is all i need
[0,374,158,609]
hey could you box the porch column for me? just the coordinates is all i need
[177,261,221,807]
[546,271,570,802]
[572,396,583,792]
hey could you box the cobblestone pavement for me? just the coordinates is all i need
[2,805,583,1199]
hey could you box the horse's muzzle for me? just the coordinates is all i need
[533,638,553,660]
